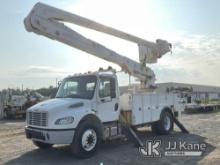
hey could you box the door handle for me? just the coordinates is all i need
[100,97,112,103]
[114,103,119,111]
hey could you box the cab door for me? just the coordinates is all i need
[96,76,119,122]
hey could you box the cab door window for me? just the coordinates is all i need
[99,77,116,98]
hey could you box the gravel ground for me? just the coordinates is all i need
[0,111,220,165]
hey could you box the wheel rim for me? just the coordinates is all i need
[81,129,97,151]
[164,114,171,131]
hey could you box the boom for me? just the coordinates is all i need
[24,3,171,88]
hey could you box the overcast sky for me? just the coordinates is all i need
[0,0,220,89]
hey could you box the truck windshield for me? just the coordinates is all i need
[56,76,97,100]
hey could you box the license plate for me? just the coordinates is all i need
[26,129,45,140]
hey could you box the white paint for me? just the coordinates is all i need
[24,3,171,87]
[120,92,183,125]
[23,3,180,146]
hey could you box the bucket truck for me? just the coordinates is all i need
[24,3,186,158]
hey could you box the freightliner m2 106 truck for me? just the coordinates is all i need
[24,3,186,158]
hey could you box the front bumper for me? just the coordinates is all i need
[25,126,75,144]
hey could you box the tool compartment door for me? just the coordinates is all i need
[143,95,151,123]
[151,93,161,122]
[131,94,143,125]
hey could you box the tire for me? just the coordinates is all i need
[151,110,173,135]
[33,141,53,149]
[71,120,102,158]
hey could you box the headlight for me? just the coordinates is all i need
[55,116,74,125]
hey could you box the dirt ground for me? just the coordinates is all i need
[1,110,220,165]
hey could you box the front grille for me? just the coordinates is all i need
[28,111,48,127]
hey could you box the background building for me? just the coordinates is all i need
[156,82,220,103]
[120,82,220,103]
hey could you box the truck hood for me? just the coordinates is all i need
[28,98,88,112]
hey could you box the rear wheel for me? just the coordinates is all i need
[71,121,102,158]
[151,110,173,135]
[33,141,53,149]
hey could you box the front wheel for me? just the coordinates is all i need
[33,141,53,149]
[151,111,173,135]
[71,121,102,158]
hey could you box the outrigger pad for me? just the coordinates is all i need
[123,117,189,148]
[173,117,189,134]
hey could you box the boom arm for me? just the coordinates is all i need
[24,3,171,88]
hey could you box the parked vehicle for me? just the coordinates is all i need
[3,91,46,119]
